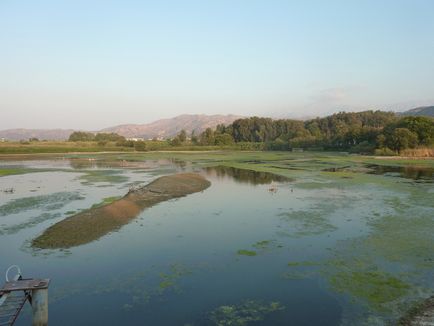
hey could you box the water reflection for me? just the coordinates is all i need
[203,166,292,185]
[366,164,434,182]
[68,159,174,170]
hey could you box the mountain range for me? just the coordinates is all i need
[399,106,434,117]
[0,114,243,141]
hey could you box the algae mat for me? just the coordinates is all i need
[32,173,211,249]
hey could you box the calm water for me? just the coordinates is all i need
[0,158,433,325]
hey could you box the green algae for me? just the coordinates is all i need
[50,263,193,309]
[364,214,434,267]
[0,167,51,177]
[278,210,337,237]
[208,300,285,326]
[329,270,410,308]
[237,250,257,256]
[0,192,84,216]
[288,261,320,267]
[90,196,122,209]
[252,240,271,249]
[158,263,191,293]
[78,170,129,185]
[0,212,61,235]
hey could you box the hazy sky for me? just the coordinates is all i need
[1,0,434,130]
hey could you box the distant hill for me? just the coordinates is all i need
[399,106,434,117]
[100,114,243,139]
[0,129,75,141]
[0,114,243,141]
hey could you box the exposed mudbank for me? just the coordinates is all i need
[32,173,211,249]
[398,296,434,325]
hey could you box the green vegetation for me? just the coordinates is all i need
[91,196,122,209]
[0,167,30,176]
[158,263,191,293]
[278,210,337,237]
[329,270,410,307]
[78,170,129,185]
[0,166,53,176]
[252,240,271,249]
[208,300,285,326]
[1,111,432,155]
[237,250,257,256]
[0,212,61,235]
[0,192,84,216]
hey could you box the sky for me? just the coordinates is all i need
[1,0,434,130]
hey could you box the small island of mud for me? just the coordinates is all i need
[32,173,211,249]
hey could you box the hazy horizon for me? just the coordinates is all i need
[2,0,434,130]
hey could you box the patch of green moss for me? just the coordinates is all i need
[237,250,257,256]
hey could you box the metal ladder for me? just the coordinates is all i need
[0,265,49,326]
[0,291,29,326]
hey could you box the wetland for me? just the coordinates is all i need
[0,151,433,325]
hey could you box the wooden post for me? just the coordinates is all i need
[32,288,48,326]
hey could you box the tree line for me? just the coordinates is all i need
[193,110,434,153]
[69,111,434,153]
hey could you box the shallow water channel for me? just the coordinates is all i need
[0,157,433,325]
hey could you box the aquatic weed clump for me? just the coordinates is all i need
[208,300,285,326]
[0,192,84,216]
[278,210,337,237]
[237,250,257,256]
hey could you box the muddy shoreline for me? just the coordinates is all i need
[32,173,211,249]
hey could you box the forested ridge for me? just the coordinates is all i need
[193,110,434,153]
[66,110,434,154]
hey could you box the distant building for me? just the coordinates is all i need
[0,138,5,142]
[126,137,145,142]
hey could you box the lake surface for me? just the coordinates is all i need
[0,155,433,325]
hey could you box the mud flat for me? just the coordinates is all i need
[32,173,211,249]
[398,296,434,325]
